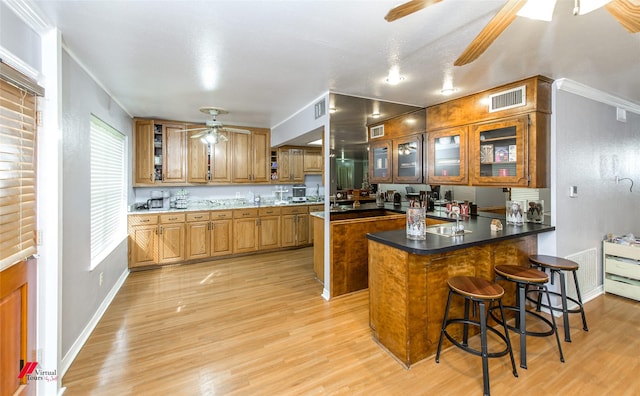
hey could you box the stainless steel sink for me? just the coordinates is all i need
[330,205,351,212]
[425,225,472,237]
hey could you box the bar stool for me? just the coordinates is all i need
[528,254,589,342]
[436,276,518,396]
[491,265,564,369]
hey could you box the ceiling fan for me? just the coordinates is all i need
[385,0,640,66]
[184,107,251,144]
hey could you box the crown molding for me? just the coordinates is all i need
[3,0,52,33]
[555,78,640,115]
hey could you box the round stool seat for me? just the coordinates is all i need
[448,276,504,300]
[494,265,548,284]
[529,254,579,271]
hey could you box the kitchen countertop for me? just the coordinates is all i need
[128,200,324,214]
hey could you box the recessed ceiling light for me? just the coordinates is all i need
[329,107,337,113]
[440,88,457,96]
[371,112,381,118]
[307,139,323,146]
[385,66,405,85]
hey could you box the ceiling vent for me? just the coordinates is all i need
[488,85,526,113]
[370,124,384,139]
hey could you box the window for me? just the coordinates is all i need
[90,115,126,269]
[0,77,38,269]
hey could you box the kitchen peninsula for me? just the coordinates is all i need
[366,214,555,367]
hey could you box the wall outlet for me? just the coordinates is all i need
[570,185,578,198]
[99,272,103,287]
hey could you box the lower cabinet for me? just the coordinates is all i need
[186,211,234,260]
[258,207,281,250]
[233,208,260,254]
[158,213,185,264]
[129,214,159,268]
[281,206,309,247]
[210,211,233,257]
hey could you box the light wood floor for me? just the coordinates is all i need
[63,247,640,395]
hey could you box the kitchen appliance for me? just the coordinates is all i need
[147,198,165,210]
[393,192,402,206]
[147,190,170,210]
[292,184,306,202]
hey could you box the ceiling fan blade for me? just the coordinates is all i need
[221,127,251,134]
[182,126,208,132]
[385,0,443,22]
[189,130,209,139]
[454,0,528,66]
[605,0,640,33]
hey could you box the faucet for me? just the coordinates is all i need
[332,194,338,208]
[452,212,463,234]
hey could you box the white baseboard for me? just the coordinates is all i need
[59,268,129,377]
[322,287,330,301]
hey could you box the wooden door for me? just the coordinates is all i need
[210,139,231,183]
[281,214,297,248]
[251,130,270,183]
[278,149,291,182]
[134,119,155,185]
[186,213,210,260]
[427,126,468,185]
[259,215,281,250]
[303,148,323,173]
[187,130,209,183]
[296,214,309,246]
[210,219,233,256]
[129,225,158,268]
[369,140,393,184]
[290,149,305,182]
[392,134,423,183]
[162,123,186,183]
[233,218,259,253]
[159,223,185,264]
[231,133,252,182]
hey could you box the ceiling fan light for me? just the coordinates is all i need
[205,133,218,144]
[517,0,557,21]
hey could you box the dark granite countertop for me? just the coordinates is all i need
[366,215,555,255]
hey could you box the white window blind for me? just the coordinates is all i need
[0,79,37,269]
[90,115,126,268]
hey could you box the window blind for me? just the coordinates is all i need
[90,115,126,268]
[0,79,37,269]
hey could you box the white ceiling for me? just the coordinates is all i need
[32,0,640,144]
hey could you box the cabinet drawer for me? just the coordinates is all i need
[604,243,640,260]
[234,208,259,218]
[281,206,308,215]
[129,215,158,226]
[259,207,281,216]
[606,257,640,280]
[308,204,324,212]
[160,213,186,224]
[210,210,233,220]
[604,277,640,301]
[186,212,210,222]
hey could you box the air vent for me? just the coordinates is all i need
[488,85,526,113]
[370,125,384,139]
[314,99,326,119]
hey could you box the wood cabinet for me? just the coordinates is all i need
[281,206,309,247]
[392,134,423,183]
[303,148,323,174]
[426,76,551,188]
[258,207,281,250]
[233,208,260,253]
[231,129,270,183]
[278,147,304,183]
[133,120,186,185]
[369,140,393,184]
[210,211,233,257]
[185,212,210,260]
[307,204,324,244]
[128,214,159,268]
[187,131,231,184]
[158,213,185,264]
[427,126,468,184]
[0,259,37,396]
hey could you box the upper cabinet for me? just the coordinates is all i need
[231,128,270,183]
[186,129,231,184]
[302,148,323,174]
[134,119,186,185]
[426,75,552,188]
[368,109,427,184]
[426,126,468,184]
[277,147,305,183]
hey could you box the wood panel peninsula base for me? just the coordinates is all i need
[367,226,551,368]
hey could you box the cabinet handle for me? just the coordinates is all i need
[158,226,162,235]
[168,217,178,221]
[243,213,250,216]
[140,219,150,223]
[194,216,203,219]
[150,173,154,182]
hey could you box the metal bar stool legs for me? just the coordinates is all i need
[436,276,518,396]
[528,255,589,342]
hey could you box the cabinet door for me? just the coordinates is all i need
[290,149,305,182]
[281,214,297,247]
[369,140,393,184]
[470,115,528,186]
[210,139,231,183]
[252,130,270,183]
[278,148,291,182]
[303,148,323,173]
[158,223,185,264]
[427,126,468,184]
[162,123,186,183]
[134,120,155,185]
[296,214,309,245]
[211,219,233,256]
[233,218,259,253]
[259,215,281,250]
[231,133,252,183]
[393,134,423,183]
[130,225,158,267]
[186,221,209,260]
[187,130,209,183]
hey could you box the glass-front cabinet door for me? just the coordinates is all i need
[427,126,467,184]
[470,115,528,186]
[369,140,393,184]
[393,134,423,183]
